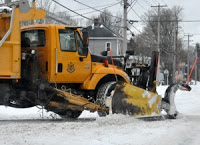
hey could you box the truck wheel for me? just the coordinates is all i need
[57,110,82,119]
[96,82,116,117]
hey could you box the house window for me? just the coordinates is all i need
[106,42,111,51]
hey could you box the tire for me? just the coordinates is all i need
[58,110,82,119]
[96,82,116,117]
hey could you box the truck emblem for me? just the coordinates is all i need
[67,62,75,73]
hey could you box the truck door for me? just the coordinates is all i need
[55,28,91,83]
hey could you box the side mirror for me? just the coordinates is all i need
[81,47,88,56]
[82,28,89,48]
[101,51,108,56]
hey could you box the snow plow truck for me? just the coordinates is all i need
[0,0,191,119]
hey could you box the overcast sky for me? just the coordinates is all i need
[57,0,200,44]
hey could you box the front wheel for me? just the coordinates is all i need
[57,110,83,119]
[96,82,116,117]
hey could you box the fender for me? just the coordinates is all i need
[81,63,130,90]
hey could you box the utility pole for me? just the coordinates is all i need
[184,34,193,82]
[151,4,167,85]
[196,43,200,81]
[173,20,178,83]
[195,44,199,85]
[197,43,200,82]
[195,46,198,85]
[122,0,128,56]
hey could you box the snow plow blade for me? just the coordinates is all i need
[111,82,162,116]
[111,82,191,118]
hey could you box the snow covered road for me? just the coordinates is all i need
[0,84,199,145]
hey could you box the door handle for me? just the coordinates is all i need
[58,63,63,72]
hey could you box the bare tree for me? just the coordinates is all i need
[98,9,123,36]
[55,11,85,26]
[86,9,123,36]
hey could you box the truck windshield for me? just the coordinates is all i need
[21,30,45,47]
[59,29,76,52]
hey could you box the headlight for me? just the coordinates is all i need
[131,68,140,76]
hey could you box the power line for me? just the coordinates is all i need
[128,0,138,8]
[52,0,93,21]
[127,0,138,13]
[136,20,200,23]
[128,0,136,6]
[143,0,152,7]
[68,2,122,12]
[73,0,122,20]
[73,0,137,36]
[129,24,142,34]
[180,20,200,22]
[129,4,146,22]
[74,0,141,25]
[70,2,120,17]
[137,1,149,11]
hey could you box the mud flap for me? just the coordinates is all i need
[111,82,162,116]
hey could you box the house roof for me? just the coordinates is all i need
[86,25,117,37]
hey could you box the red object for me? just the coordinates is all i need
[0,75,11,77]
[104,60,109,67]
[186,57,198,84]
[108,46,117,80]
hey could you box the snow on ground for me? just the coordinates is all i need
[0,83,200,145]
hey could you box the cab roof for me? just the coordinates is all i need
[21,24,81,31]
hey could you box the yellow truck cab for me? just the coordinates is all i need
[21,24,129,95]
